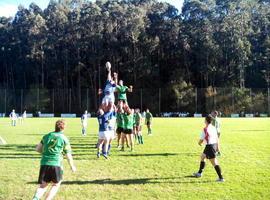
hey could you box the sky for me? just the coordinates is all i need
[0,0,184,17]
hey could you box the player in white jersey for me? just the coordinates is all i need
[81,110,88,136]
[98,62,118,112]
[193,115,224,182]
[9,109,17,126]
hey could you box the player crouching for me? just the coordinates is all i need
[32,119,76,200]
[193,115,224,182]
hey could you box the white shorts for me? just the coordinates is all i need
[98,130,114,140]
[82,121,87,128]
[102,95,115,105]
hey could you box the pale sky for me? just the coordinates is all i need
[0,0,184,17]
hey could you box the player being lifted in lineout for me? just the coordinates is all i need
[98,61,118,112]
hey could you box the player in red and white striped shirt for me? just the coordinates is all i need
[193,115,224,182]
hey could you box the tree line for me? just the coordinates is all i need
[0,0,269,113]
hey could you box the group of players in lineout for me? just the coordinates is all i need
[31,62,224,200]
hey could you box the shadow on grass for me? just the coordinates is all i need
[117,153,197,157]
[27,176,213,185]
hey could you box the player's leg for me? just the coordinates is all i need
[102,139,109,159]
[138,126,143,144]
[97,138,104,158]
[129,131,134,151]
[44,182,61,200]
[209,158,224,181]
[194,153,206,177]
[32,182,48,200]
[120,133,126,151]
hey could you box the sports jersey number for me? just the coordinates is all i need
[48,138,58,150]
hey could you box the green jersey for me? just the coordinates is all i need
[145,112,153,122]
[135,113,142,125]
[116,112,125,128]
[40,132,71,167]
[116,85,129,100]
[123,113,134,130]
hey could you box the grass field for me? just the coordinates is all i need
[0,117,269,200]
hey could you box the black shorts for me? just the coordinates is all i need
[146,121,151,126]
[118,99,127,103]
[38,165,63,184]
[116,127,124,134]
[203,144,218,159]
[123,129,133,134]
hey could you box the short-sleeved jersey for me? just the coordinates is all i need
[135,113,142,125]
[200,124,218,145]
[145,112,153,122]
[40,132,71,167]
[116,85,129,100]
[212,117,221,133]
[81,113,88,121]
[104,80,116,96]
[10,112,17,120]
[98,111,114,132]
[123,113,134,130]
[116,112,125,128]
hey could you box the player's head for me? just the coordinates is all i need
[119,80,123,86]
[85,110,87,114]
[55,119,66,132]
[146,108,149,112]
[211,110,218,117]
[205,115,212,125]
[12,109,15,112]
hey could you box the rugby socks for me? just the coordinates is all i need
[198,161,205,173]
[140,135,144,144]
[138,135,144,144]
[107,144,111,155]
[214,165,223,179]
[33,187,47,200]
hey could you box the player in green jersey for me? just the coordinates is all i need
[116,111,125,148]
[121,105,135,151]
[134,109,143,144]
[32,119,76,200]
[145,108,153,135]
[116,80,133,109]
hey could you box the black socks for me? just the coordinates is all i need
[198,161,205,173]
[214,165,223,179]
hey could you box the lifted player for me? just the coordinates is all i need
[116,79,132,109]
[98,62,117,112]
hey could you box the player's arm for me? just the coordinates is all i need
[66,153,76,172]
[127,85,133,92]
[35,142,43,153]
[98,88,103,95]
[113,72,118,85]
[64,141,76,172]
[198,130,205,146]
[198,139,204,146]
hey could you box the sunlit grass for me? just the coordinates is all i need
[0,118,269,200]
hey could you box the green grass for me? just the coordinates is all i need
[0,118,269,200]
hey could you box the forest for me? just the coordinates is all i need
[0,0,269,114]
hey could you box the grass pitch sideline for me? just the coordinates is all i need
[0,118,269,200]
